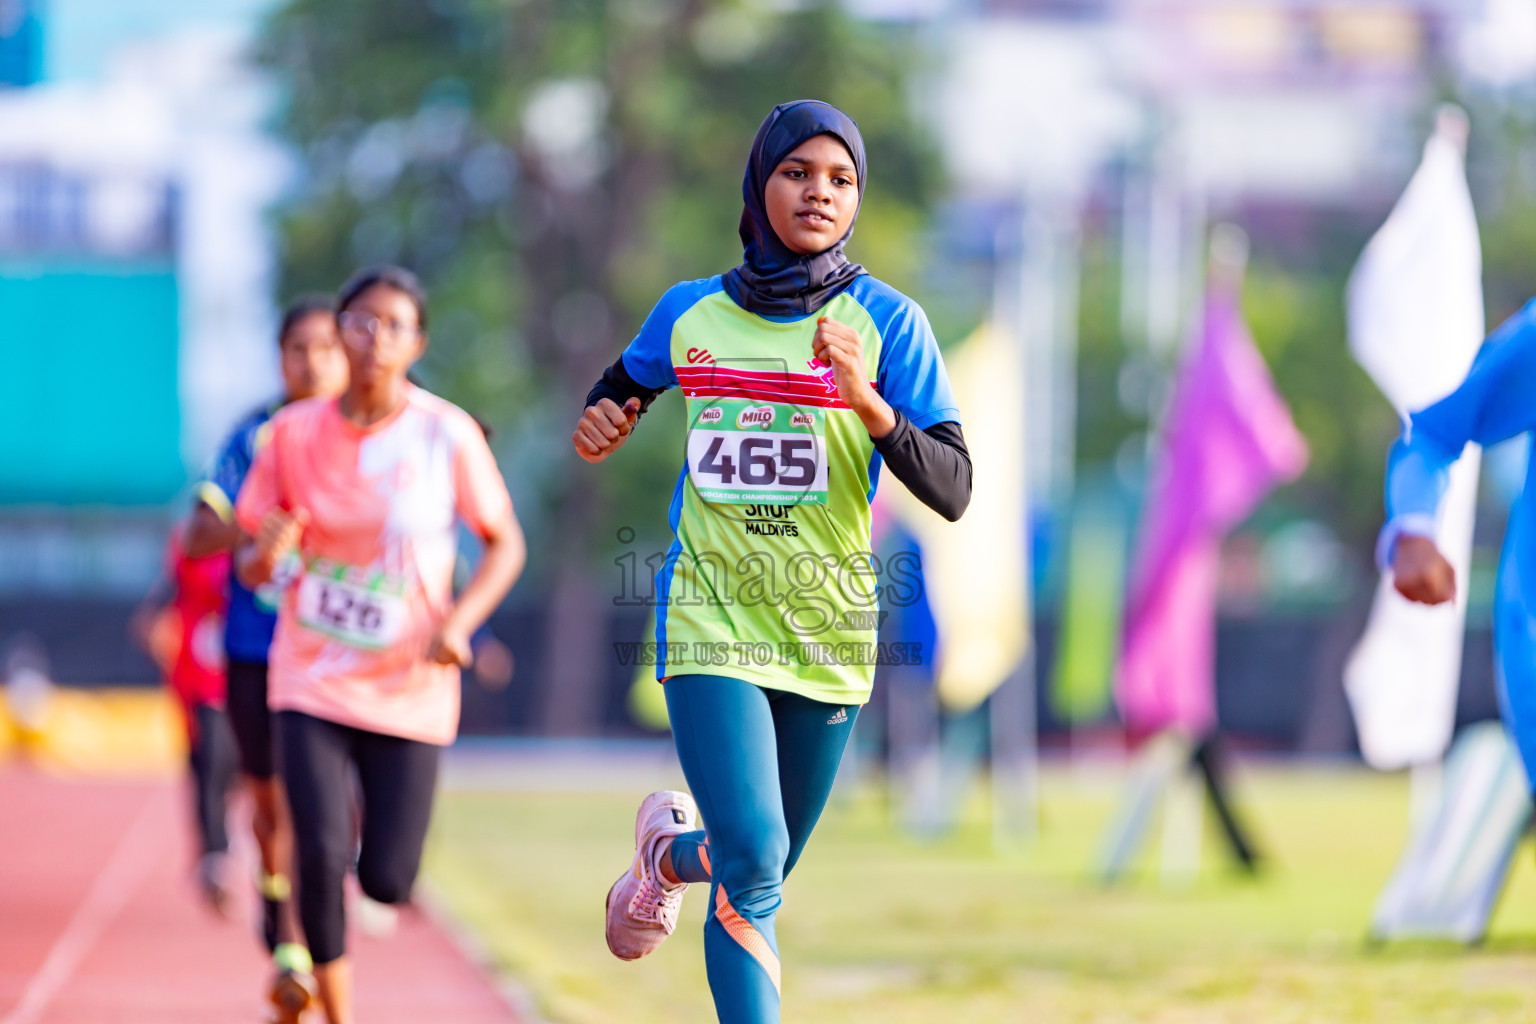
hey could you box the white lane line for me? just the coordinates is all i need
[2,786,168,1024]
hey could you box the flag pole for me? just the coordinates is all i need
[990,193,1051,848]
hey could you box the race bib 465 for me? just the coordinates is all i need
[686,398,828,505]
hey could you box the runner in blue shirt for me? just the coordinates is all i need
[184,294,347,1022]
[1384,297,1536,788]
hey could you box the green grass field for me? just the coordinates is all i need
[425,764,1536,1023]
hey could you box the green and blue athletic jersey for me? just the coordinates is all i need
[622,274,959,705]
[199,401,283,664]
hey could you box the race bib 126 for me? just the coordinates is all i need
[295,557,407,650]
[686,397,828,505]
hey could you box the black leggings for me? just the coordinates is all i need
[276,711,440,964]
[189,703,239,856]
[225,659,276,779]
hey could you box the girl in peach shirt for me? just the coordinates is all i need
[237,266,526,1024]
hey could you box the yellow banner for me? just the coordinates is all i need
[881,322,1028,712]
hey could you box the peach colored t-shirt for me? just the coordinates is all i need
[235,386,512,745]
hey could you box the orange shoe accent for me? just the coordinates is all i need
[713,886,781,993]
[698,841,712,879]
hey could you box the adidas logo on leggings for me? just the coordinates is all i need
[827,707,848,725]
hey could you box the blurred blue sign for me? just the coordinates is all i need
[0,262,183,505]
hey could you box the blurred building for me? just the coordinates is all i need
[0,2,283,679]
[0,0,42,86]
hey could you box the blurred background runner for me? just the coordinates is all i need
[185,293,348,1018]
[132,524,237,913]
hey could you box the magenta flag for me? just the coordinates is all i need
[1115,282,1309,737]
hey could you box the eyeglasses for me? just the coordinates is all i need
[338,311,422,349]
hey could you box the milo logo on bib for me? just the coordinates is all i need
[686,396,828,506]
[737,405,774,428]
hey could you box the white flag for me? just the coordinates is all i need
[1344,116,1485,770]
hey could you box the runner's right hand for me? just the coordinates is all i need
[1392,534,1455,605]
[573,398,641,463]
[255,507,308,565]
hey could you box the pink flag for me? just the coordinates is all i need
[1115,282,1308,737]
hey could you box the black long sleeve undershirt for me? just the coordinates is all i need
[584,356,972,521]
[874,414,971,522]
[585,355,666,418]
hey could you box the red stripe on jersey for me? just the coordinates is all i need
[681,385,850,409]
[675,364,874,409]
[677,365,837,391]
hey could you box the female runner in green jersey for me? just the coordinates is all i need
[574,99,970,1023]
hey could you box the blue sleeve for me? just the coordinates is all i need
[197,422,254,523]
[851,277,961,431]
[1379,299,1536,565]
[618,278,721,391]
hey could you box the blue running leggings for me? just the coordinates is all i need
[661,674,859,1024]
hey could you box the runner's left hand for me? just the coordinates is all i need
[813,317,896,438]
[426,622,473,667]
[812,317,875,410]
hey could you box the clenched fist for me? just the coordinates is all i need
[1392,534,1456,605]
[257,507,306,567]
[812,316,895,439]
[426,620,473,667]
[238,506,308,590]
[573,397,641,463]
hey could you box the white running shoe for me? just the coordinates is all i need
[353,893,399,938]
[605,789,697,960]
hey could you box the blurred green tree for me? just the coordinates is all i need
[257,0,938,731]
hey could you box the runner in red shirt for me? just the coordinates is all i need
[134,527,238,913]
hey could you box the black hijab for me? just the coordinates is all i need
[722,100,867,317]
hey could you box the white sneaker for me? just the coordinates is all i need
[605,789,697,960]
[353,893,399,938]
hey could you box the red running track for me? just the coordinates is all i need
[0,770,525,1023]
